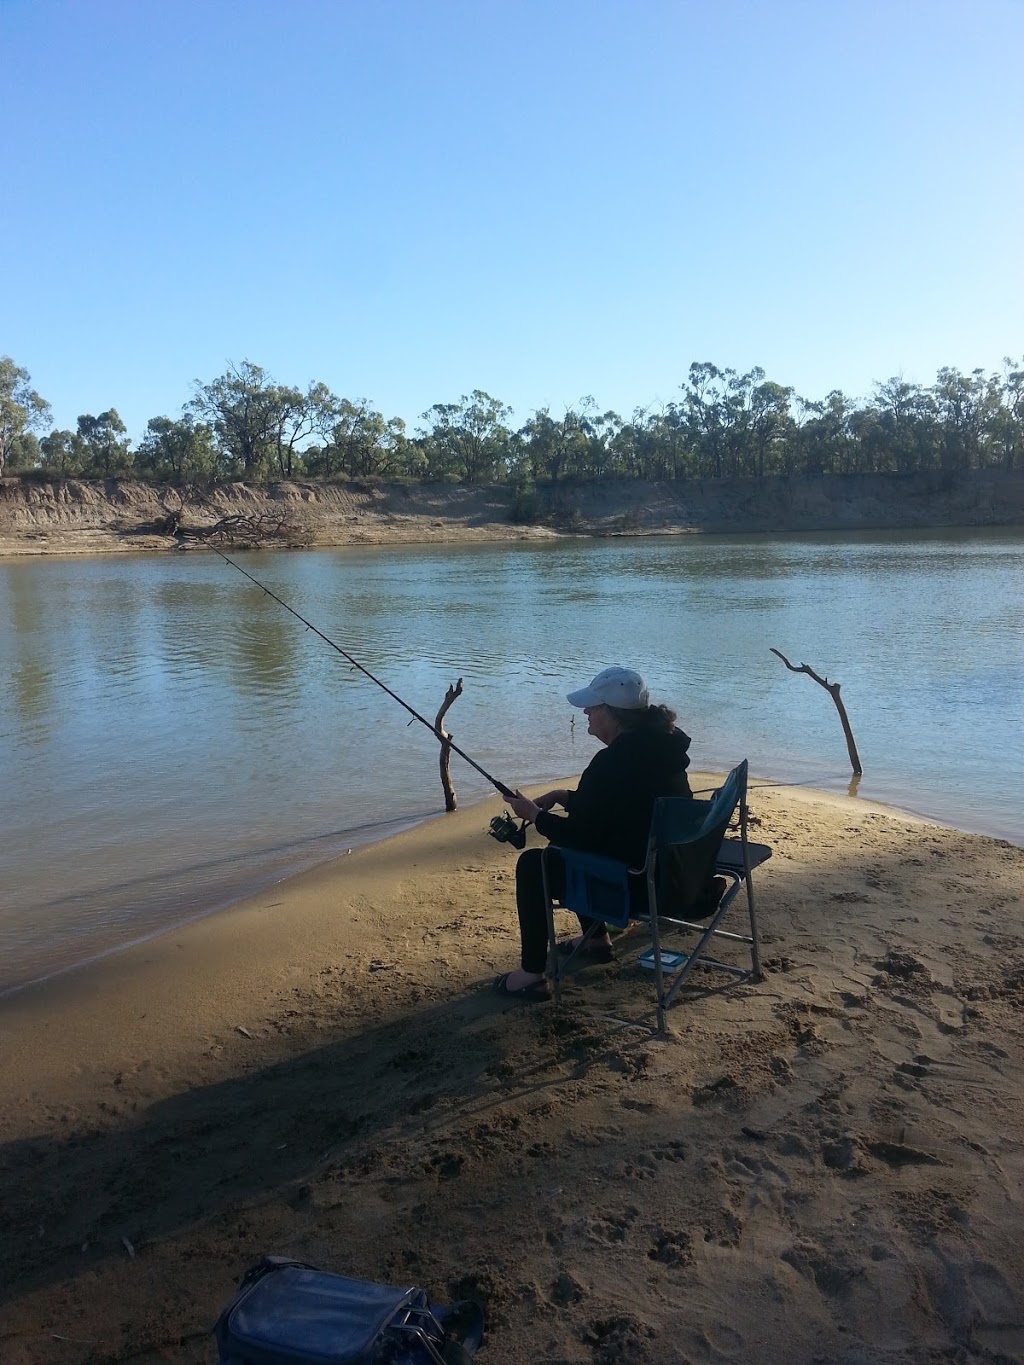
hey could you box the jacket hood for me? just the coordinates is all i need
[614,724,691,767]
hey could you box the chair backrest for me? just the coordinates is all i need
[649,760,748,916]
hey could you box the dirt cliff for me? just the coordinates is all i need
[0,469,1021,556]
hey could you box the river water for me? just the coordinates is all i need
[1,529,1022,994]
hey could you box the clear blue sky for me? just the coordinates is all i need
[3,0,1021,442]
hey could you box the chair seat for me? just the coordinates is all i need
[715,838,773,876]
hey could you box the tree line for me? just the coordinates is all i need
[2,354,1021,487]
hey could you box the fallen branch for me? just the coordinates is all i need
[434,678,464,811]
[180,513,310,548]
[770,647,863,775]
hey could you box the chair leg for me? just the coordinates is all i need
[541,850,561,1004]
[737,787,763,983]
[646,877,667,1036]
[744,874,763,982]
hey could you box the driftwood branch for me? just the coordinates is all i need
[434,678,464,811]
[770,647,863,775]
[179,513,310,549]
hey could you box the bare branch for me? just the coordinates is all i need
[177,512,310,549]
[770,647,863,775]
[434,678,464,811]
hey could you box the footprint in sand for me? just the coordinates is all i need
[648,1228,693,1267]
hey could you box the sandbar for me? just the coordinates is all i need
[1,775,1022,1363]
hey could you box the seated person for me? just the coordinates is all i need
[494,666,693,1001]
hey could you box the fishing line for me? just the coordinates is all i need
[212,548,516,800]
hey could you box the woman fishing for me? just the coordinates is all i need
[493,666,694,1000]
[211,561,694,1005]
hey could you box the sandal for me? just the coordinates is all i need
[493,973,551,1002]
[555,938,614,963]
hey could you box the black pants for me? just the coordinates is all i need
[515,847,605,973]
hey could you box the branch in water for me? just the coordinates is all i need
[770,647,863,775]
[434,678,464,811]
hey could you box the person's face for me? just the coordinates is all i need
[583,703,622,746]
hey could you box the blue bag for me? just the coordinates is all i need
[213,1257,484,1365]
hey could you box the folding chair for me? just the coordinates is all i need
[541,759,772,1034]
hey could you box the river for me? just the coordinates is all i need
[1,528,1021,994]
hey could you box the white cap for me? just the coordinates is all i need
[566,666,649,710]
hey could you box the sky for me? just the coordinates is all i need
[3,0,1022,444]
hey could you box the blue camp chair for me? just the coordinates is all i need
[541,760,771,1033]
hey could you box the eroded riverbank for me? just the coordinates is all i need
[2,468,1022,556]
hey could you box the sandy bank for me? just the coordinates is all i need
[1,777,1023,1363]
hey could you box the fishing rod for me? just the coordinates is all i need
[213,548,517,801]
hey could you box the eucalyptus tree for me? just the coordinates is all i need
[0,357,52,477]
[652,402,696,480]
[136,415,219,485]
[870,376,938,473]
[612,406,658,479]
[267,381,338,480]
[743,374,795,477]
[680,362,731,478]
[76,409,132,477]
[932,366,995,472]
[38,429,83,476]
[606,413,644,479]
[518,399,601,482]
[418,390,513,482]
[994,357,1023,469]
[189,361,281,478]
[5,430,42,471]
[585,409,623,479]
[795,391,858,475]
[309,397,410,479]
[517,409,567,482]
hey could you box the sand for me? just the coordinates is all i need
[1,776,1023,1364]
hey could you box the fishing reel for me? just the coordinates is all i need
[488,811,528,849]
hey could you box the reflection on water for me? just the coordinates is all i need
[1,527,1022,993]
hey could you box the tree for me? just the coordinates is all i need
[418,390,513,482]
[0,357,52,478]
[136,415,219,484]
[870,376,937,473]
[584,409,623,479]
[743,374,794,478]
[680,362,731,478]
[795,390,857,475]
[39,429,84,476]
[5,430,41,472]
[644,403,697,480]
[189,361,281,478]
[518,400,600,483]
[268,381,339,480]
[307,397,410,479]
[77,409,132,477]
[932,366,992,472]
[993,357,1023,470]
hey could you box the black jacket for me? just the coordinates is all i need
[533,726,692,868]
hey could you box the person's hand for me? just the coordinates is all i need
[534,788,568,811]
[508,791,542,823]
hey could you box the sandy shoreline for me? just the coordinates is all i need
[2,777,1023,1363]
